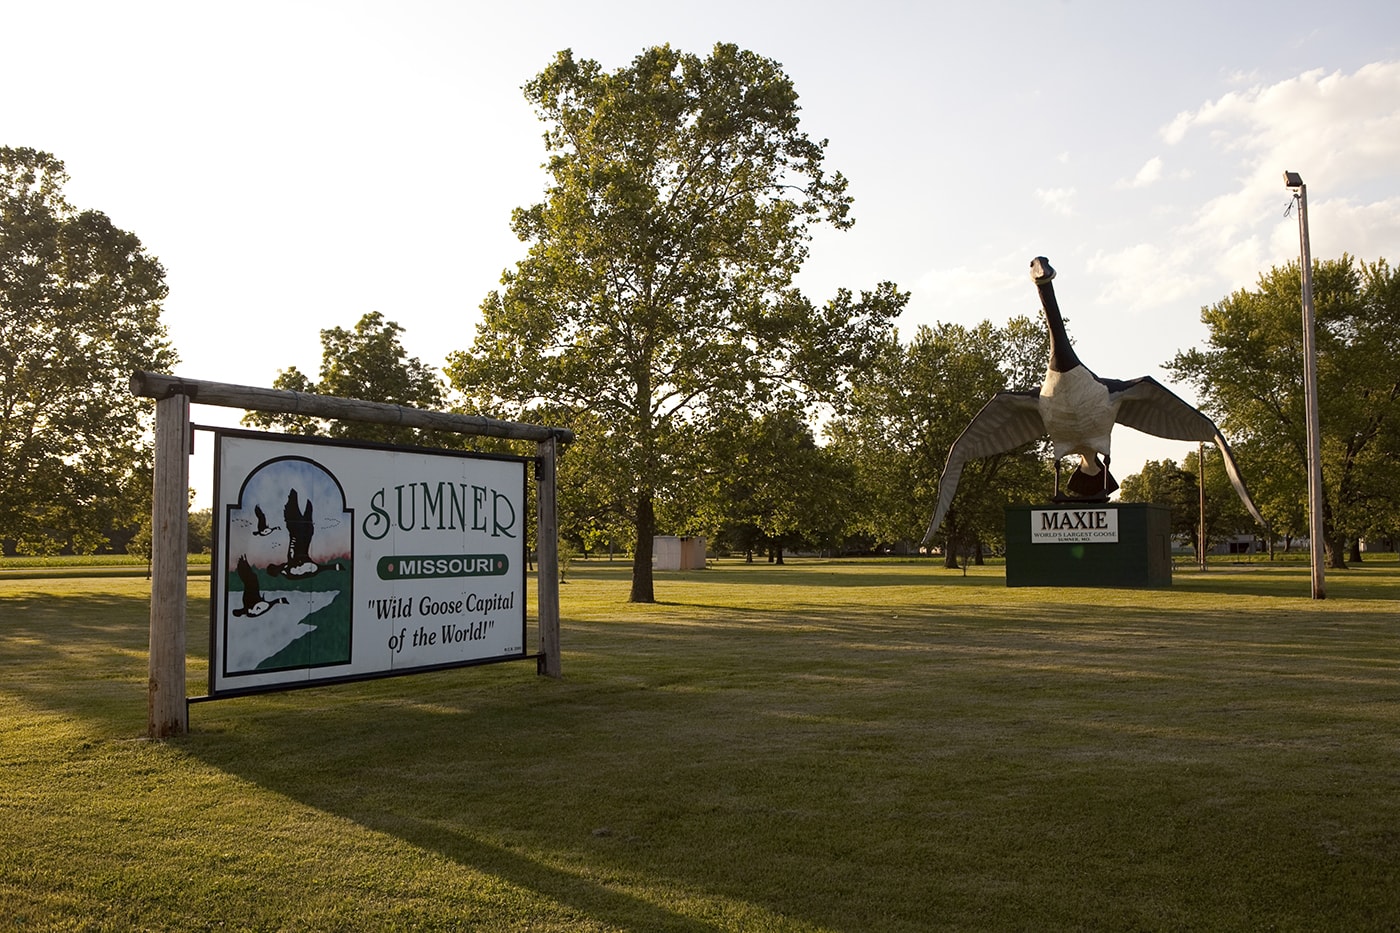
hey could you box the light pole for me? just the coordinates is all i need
[1284,171,1326,599]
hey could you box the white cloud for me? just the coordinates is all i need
[1161,61,1400,187]
[1132,61,1400,304]
[1116,156,1164,190]
[1282,194,1400,265]
[915,262,1024,309]
[1160,110,1196,146]
[1036,186,1076,216]
[1086,243,1212,313]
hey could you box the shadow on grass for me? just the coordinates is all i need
[177,592,1384,930]
[0,591,160,735]
[9,572,1400,930]
[1,591,736,928]
[182,674,832,931]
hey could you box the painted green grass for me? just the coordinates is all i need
[2,558,1399,931]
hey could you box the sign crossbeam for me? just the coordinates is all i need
[130,371,573,444]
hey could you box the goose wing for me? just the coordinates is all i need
[1107,377,1268,530]
[921,391,1045,546]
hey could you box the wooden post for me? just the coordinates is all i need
[536,435,562,678]
[1198,442,1207,572]
[148,392,190,737]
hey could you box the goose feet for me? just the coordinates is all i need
[1051,455,1117,502]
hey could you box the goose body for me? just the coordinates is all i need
[1039,365,1113,468]
[919,256,1267,547]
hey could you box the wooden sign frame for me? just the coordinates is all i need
[132,371,571,737]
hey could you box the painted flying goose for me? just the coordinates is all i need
[919,256,1267,547]
[231,555,289,618]
[253,504,280,536]
[268,489,319,578]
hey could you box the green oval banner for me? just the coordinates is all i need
[377,554,510,580]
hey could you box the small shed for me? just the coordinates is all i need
[653,535,706,570]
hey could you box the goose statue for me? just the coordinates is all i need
[920,256,1267,547]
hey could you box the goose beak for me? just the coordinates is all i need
[1031,256,1056,284]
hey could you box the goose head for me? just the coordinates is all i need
[1031,255,1082,374]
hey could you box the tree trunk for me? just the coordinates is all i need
[629,493,656,602]
[1350,539,1363,563]
[1327,535,1348,570]
[1324,499,1346,569]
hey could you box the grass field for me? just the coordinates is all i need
[2,556,1399,931]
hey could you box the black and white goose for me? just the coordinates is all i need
[920,256,1267,547]
[231,555,289,618]
[253,504,280,537]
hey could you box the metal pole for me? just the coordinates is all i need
[535,435,562,678]
[1284,172,1326,599]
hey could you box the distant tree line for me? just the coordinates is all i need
[5,47,1398,588]
[1129,255,1400,568]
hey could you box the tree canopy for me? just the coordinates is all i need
[1118,458,1200,545]
[682,406,854,562]
[1118,449,1256,556]
[826,317,1049,566]
[447,43,905,601]
[242,311,446,446]
[0,147,176,554]
[1169,256,1400,566]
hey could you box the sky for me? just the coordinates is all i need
[6,0,1400,509]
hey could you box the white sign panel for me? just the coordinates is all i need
[211,430,528,696]
[1030,507,1120,544]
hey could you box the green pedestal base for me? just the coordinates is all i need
[1005,502,1172,588]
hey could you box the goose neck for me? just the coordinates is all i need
[1037,281,1081,372]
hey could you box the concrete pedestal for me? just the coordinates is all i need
[1005,502,1172,588]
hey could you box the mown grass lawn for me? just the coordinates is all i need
[2,557,1399,931]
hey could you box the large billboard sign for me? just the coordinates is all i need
[210,429,529,697]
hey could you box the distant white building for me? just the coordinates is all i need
[653,536,706,570]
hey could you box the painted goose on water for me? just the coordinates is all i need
[920,256,1267,547]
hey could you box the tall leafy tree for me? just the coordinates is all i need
[447,44,905,601]
[530,405,634,559]
[1119,451,1255,557]
[243,311,446,446]
[683,407,853,562]
[1169,256,1400,567]
[828,317,1048,566]
[0,147,176,554]
[1119,458,1200,548]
